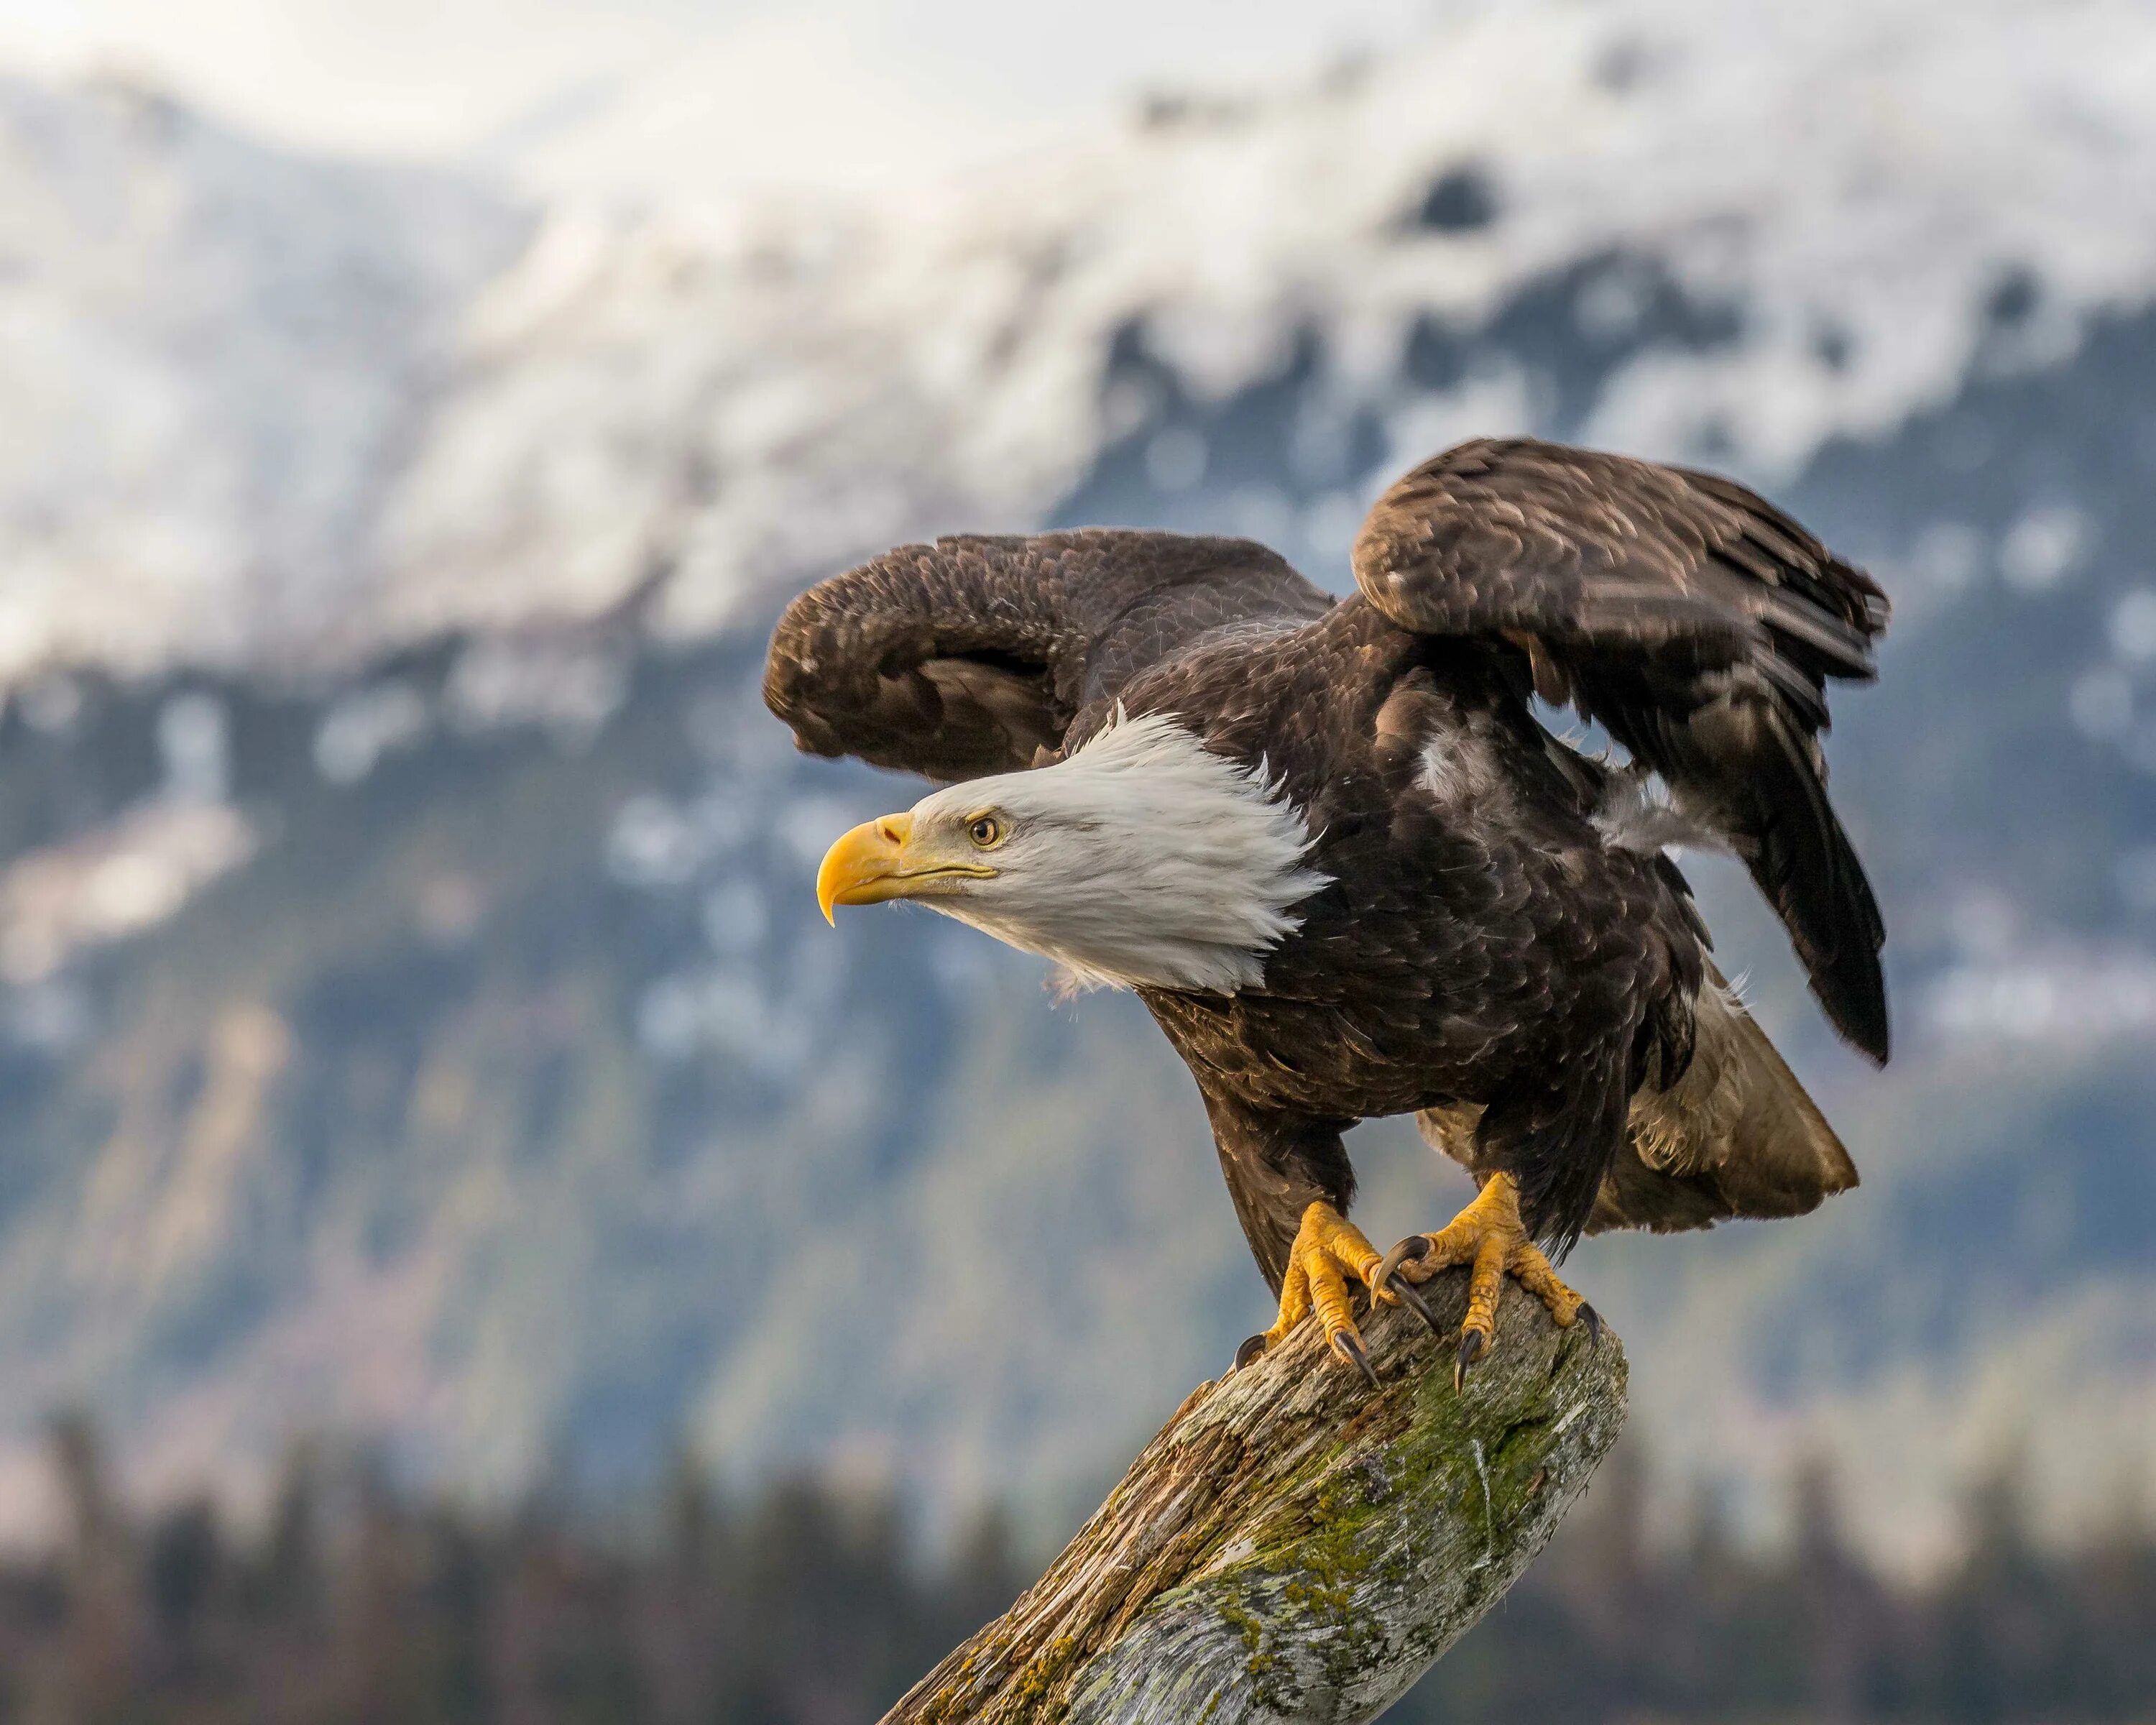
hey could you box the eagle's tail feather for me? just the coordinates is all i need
[1419,972,1859,1241]
[1590,972,1858,1234]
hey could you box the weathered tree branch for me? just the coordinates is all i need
[884,1269,1626,1724]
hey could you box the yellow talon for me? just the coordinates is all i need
[1245,1201,1387,1386]
[1383,1172,1593,1389]
[1235,1182,1595,1389]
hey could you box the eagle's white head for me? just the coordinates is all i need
[815,712,1329,994]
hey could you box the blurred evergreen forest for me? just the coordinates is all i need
[3,1420,2151,1724]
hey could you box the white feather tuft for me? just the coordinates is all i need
[1592,767,1733,857]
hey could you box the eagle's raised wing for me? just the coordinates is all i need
[1355,438,1891,1062]
[765,530,1332,782]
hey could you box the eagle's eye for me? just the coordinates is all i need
[966,814,1005,850]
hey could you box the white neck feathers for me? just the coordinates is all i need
[915,712,1330,994]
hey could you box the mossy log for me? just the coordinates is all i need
[883,1269,1626,1724]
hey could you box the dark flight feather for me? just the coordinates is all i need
[763,530,1331,782]
[1353,438,1890,1062]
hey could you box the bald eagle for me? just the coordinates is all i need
[765,438,1886,1384]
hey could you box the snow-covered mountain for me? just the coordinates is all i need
[0,75,529,685]
[12,1,2156,676]
[2,0,2155,1560]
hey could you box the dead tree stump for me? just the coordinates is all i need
[883,1266,1627,1724]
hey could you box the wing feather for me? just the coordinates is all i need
[1355,437,1890,1062]
[764,530,1332,783]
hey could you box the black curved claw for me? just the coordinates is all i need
[1233,1333,1269,1373]
[1387,1274,1445,1337]
[1330,1328,1381,1391]
[1370,1234,1432,1303]
[1579,1304,1602,1351]
[1453,1327,1489,1394]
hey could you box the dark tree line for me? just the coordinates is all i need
[1408,1446,2156,1725]
[1,1417,2150,1724]
[1,1418,1022,1724]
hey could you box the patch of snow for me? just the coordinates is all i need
[1999,505,2088,592]
[313,680,432,785]
[1925,943,2156,1044]
[442,638,630,745]
[0,794,260,983]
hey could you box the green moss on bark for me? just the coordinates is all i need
[888,1274,1626,1725]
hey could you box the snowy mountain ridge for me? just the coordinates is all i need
[0,75,529,686]
[7,0,2156,689]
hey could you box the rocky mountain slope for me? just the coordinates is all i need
[1,1,2154,1559]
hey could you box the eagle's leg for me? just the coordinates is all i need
[1237,1201,1390,1387]
[1373,1174,1598,1391]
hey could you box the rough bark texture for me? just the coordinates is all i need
[883,1267,1627,1724]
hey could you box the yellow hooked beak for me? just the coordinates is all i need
[816,813,995,924]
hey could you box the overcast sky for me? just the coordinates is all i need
[0,0,1435,201]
